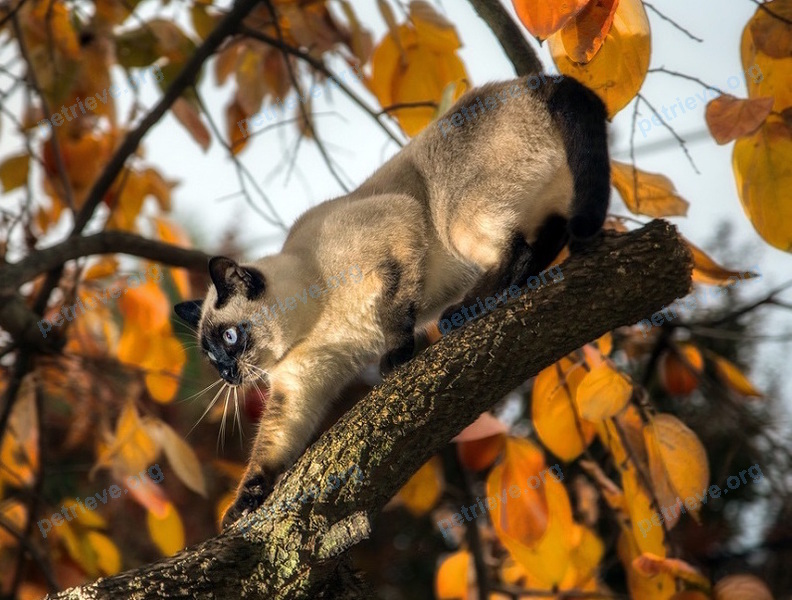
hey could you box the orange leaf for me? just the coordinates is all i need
[611,161,689,218]
[85,531,122,576]
[574,363,632,421]
[633,553,710,590]
[713,574,773,600]
[549,0,650,117]
[532,356,596,461]
[397,457,442,516]
[710,354,763,398]
[142,333,186,403]
[560,0,620,63]
[457,434,506,472]
[706,95,775,144]
[435,550,472,600]
[95,401,159,476]
[511,0,591,40]
[172,97,211,151]
[147,500,185,556]
[126,469,169,518]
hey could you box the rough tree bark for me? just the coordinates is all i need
[45,220,692,599]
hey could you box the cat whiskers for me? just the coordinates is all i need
[187,381,229,438]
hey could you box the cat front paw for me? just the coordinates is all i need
[222,472,274,530]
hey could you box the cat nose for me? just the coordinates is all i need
[220,365,241,385]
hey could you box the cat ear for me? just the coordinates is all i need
[208,256,266,306]
[174,300,203,327]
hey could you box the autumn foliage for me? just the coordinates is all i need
[0,0,789,598]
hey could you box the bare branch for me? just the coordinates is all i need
[466,0,543,76]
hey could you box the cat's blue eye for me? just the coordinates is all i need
[223,327,238,345]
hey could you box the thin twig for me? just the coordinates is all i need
[465,0,543,76]
[263,0,351,192]
[643,2,704,42]
[193,90,288,230]
[648,66,725,95]
[0,0,28,30]
[0,513,59,592]
[239,26,405,147]
[376,101,438,117]
[638,93,700,174]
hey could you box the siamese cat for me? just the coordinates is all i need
[174,74,610,527]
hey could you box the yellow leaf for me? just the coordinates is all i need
[84,258,120,281]
[190,2,219,40]
[435,550,472,600]
[741,3,792,113]
[0,154,30,192]
[511,0,591,40]
[549,0,650,117]
[532,357,596,461]
[706,95,775,145]
[398,457,442,516]
[684,238,761,285]
[644,414,709,523]
[172,97,211,151]
[149,420,207,497]
[611,161,689,218]
[147,500,185,556]
[142,333,186,403]
[95,402,159,476]
[488,441,602,588]
[733,118,792,251]
[713,574,774,600]
[575,363,632,421]
[621,466,666,555]
[85,531,122,575]
[368,6,469,136]
[216,491,235,532]
[617,531,675,600]
[633,553,710,590]
[0,501,27,547]
[560,0,620,63]
[710,354,763,398]
[0,376,38,488]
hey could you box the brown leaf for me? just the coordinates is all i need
[171,98,211,151]
[713,574,773,600]
[706,95,774,144]
[633,553,710,590]
[748,0,792,59]
[0,154,30,192]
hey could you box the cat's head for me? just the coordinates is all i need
[174,256,283,386]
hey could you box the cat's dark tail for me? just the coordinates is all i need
[544,76,610,240]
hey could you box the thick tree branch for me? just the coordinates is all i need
[46,221,692,599]
[0,231,211,289]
